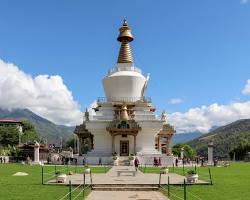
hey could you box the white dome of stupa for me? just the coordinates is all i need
[102,20,148,102]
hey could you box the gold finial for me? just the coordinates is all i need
[120,104,129,120]
[117,19,134,63]
[123,18,128,26]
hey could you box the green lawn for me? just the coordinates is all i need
[1,163,249,200]
[0,164,109,200]
[140,162,250,200]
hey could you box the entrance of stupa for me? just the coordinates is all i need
[120,141,129,156]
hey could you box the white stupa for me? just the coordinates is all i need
[74,20,175,165]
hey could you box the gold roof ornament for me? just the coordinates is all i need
[120,104,129,120]
[117,19,134,63]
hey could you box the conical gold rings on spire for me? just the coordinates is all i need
[117,19,134,63]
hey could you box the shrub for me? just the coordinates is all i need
[187,170,196,175]
[55,171,61,176]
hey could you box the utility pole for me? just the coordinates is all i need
[60,137,63,151]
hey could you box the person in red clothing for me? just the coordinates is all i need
[134,157,139,171]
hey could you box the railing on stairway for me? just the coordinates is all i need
[159,172,204,200]
[157,167,211,200]
[57,170,93,200]
[42,163,111,185]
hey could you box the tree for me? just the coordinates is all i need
[66,136,75,148]
[229,140,250,160]
[0,126,19,146]
[172,143,197,159]
[20,120,39,143]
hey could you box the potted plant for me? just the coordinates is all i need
[186,170,198,183]
[68,171,74,175]
[55,171,67,183]
[161,167,169,174]
[55,171,61,176]
[128,155,134,161]
[112,156,118,166]
[84,168,91,174]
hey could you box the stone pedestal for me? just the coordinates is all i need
[208,142,214,165]
[34,141,40,164]
[180,147,184,159]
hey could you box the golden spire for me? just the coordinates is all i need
[117,19,134,63]
[120,104,129,120]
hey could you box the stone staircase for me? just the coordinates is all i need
[92,184,159,191]
[117,156,132,166]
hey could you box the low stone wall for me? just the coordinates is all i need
[137,155,174,166]
[75,156,113,165]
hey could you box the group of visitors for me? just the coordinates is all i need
[153,157,162,167]
[0,157,6,163]
[174,156,206,167]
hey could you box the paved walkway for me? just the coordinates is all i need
[85,191,169,200]
[48,166,208,185]
[48,166,209,200]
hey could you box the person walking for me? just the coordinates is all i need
[134,157,139,171]
[154,157,158,167]
[175,158,178,167]
[82,157,86,166]
[158,157,162,166]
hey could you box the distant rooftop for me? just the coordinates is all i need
[0,119,23,124]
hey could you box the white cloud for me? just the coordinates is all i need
[241,0,249,4]
[168,101,250,134]
[0,59,82,125]
[242,79,250,95]
[169,98,183,105]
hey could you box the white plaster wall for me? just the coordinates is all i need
[93,106,115,120]
[137,155,174,166]
[85,120,163,156]
[76,156,113,165]
[103,71,147,100]
[133,106,158,121]
[86,121,112,155]
[136,121,162,154]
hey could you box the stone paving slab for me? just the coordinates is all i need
[48,166,208,185]
[85,191,169,200]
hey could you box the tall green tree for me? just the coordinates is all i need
[229,139,250,160]
[172,143,197,159]
[21,120,39,143]
[0,126,19,146]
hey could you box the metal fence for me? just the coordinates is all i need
[159,175,204,200]
[57,171,92,200]
[140,164,213,200]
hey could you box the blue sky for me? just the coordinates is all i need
[1,0,250,132]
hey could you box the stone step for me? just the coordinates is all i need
[92,186,159,191]
[93,184,158,187]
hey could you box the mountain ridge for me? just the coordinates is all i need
[188,119,250,158]
[0,108,75,144]
[172,132,203,144]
